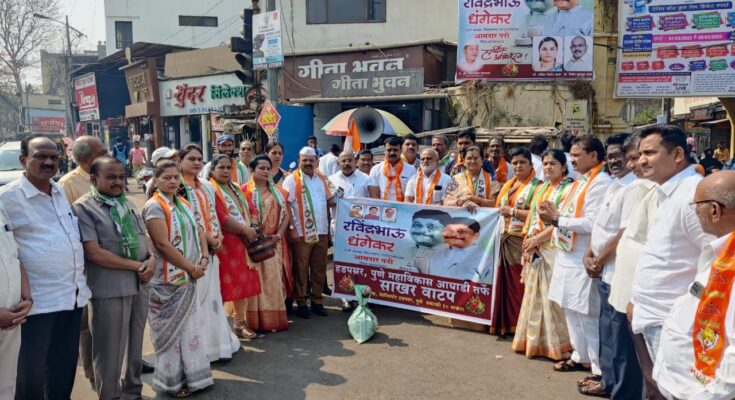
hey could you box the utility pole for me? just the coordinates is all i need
[64,16,75,135]
[266,0,279,141]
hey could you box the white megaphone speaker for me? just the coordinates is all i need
[348,107,384,144]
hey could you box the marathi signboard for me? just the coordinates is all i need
[257,99,281,136]
[75,73,100,121]
[253,10,284,70]
[615,0,735,97]
[564,99,589,135]
[321,69,424,98]
[31,117,65,133]
[456,0,595,82]
[333,197,501,324]
[160,73,252,117]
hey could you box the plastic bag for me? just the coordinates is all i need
[348,284,378,344]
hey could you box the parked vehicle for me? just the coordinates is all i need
[0,141,23,187]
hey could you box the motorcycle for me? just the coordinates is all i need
[136,166,154,190]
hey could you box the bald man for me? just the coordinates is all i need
[328,151,372,199]
[59,136,108,204]
[404,148,457,205]
[654,171,735,399]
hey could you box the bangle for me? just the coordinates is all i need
[511,208,516,218]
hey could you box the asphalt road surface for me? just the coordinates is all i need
[70,185,590,399]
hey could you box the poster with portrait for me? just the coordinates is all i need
[614,0,735,97]
[252,10,284,70]
[333,197,502,325]
[456,0,595,81]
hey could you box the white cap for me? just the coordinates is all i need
[299,146,317,157]
[151,147,177,165]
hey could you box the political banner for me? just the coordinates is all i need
[615,0,735,97]
[253,10,284,70]
[332,197,502,325]
[456,0,595,82]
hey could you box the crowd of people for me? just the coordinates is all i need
[0,125,733,399]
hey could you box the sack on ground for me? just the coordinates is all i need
[348,284,378,344]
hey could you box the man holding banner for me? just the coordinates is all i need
[539,135,611,376]
[283,147,335,319]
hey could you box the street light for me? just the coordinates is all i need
[32,13,85,136]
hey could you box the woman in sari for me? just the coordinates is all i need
[179,144,240,361]
[241,155,292,332]
[512,149,573,360]
[445,146,501,209]
[143,160,213,397]
[266,142,289,185]
[209,153,262,340]
[491,147,541,336]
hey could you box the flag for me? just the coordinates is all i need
[344,119,361,153]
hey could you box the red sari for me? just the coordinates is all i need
[213,181,261,302]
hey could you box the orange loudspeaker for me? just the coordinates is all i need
[348,107,384,144]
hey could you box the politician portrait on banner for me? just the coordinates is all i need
[333,197,502,325]
[456,0,595,81]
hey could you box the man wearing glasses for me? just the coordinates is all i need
[630,125,713,380]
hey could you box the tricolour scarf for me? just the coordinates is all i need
[294,169,331,244]
[90,186,139,260]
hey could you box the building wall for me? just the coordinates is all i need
[40,50,98,96]
[103,0,248,55]
[277,0,458,53]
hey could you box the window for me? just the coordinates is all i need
[306,0,386,24]
[115,21,133,49]
[178,16,218,27]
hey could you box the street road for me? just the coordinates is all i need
[70,187,589,399]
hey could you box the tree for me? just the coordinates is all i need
[0,0,60,96]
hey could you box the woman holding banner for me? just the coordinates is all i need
[512,149,573,360]
[242,155,293,332]
[444,146,501,210]
[491,148,541,337]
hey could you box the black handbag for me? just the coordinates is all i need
[246,226,276,263]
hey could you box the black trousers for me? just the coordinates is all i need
[15,307,83,400]
[598,280,644,399]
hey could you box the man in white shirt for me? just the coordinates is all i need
[0,209,31,400]
[560,132,579,180]
[405,149,457,205]
[430,217,493,281]
[539,135,611,376]
[630,125,712,365]
[368,136,416,200]
[654,171,735,400]
[319,143,341,177]
[580,134,641,397]
[283,147,335,319]
[329,151,372,199]
[0,134,92,399]
[529,134,548,180]
[564,36,592,72]
[401,134,420,169]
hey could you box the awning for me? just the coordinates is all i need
[698,118,730,126]
[287,93,448,104]
[414,126,478,138]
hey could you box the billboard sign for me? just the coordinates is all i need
[75,73,100,121]
[253,10,284,70]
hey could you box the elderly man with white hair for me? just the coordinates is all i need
[283,147,336,319]
[58,135,108,204]
[405,148,457,205]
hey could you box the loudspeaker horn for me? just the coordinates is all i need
[348,107,384,144]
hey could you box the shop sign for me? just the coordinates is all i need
[321,69,424,98]
[74,73,99,121]
[257,100,281,136]
[31,116,66,133]
[160,73,252,117]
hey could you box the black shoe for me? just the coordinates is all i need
[285,300,293,314]
[322,285,333,296]
[142,360,155,373]
[311,304,328,317]
[295,305,310,319]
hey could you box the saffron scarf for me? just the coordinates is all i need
[553,162,604,251]
[496,171,540,236]
[463,169,493,199]
[243,178,287,227]
[210,179,251,226]
[523,177,572,238]
[414,168,442,204]
[181,175,219,236]
[90,186,140,260]
[382,161,405,201]
[294,169,331,244]
[495,157,509,184]
[152,191,199,285]
[691,233,735,384]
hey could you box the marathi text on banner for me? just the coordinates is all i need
[455,0,595,81]
[615,0,735,97]
[332,197,501,325]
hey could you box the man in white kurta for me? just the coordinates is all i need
[404,149,457,205]
[539,135,611,375]
[328,152,372,199]
[368,136,416,201]
[654,171,735,400]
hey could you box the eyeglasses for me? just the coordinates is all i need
[689,199,727,209]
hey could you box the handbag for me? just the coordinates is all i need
[246,225,277,263]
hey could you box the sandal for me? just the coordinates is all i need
[578,382,610,398]
[553,359,592,372]
[234,322,257,339]
[578,375,602,386]
[172,387,192,398]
